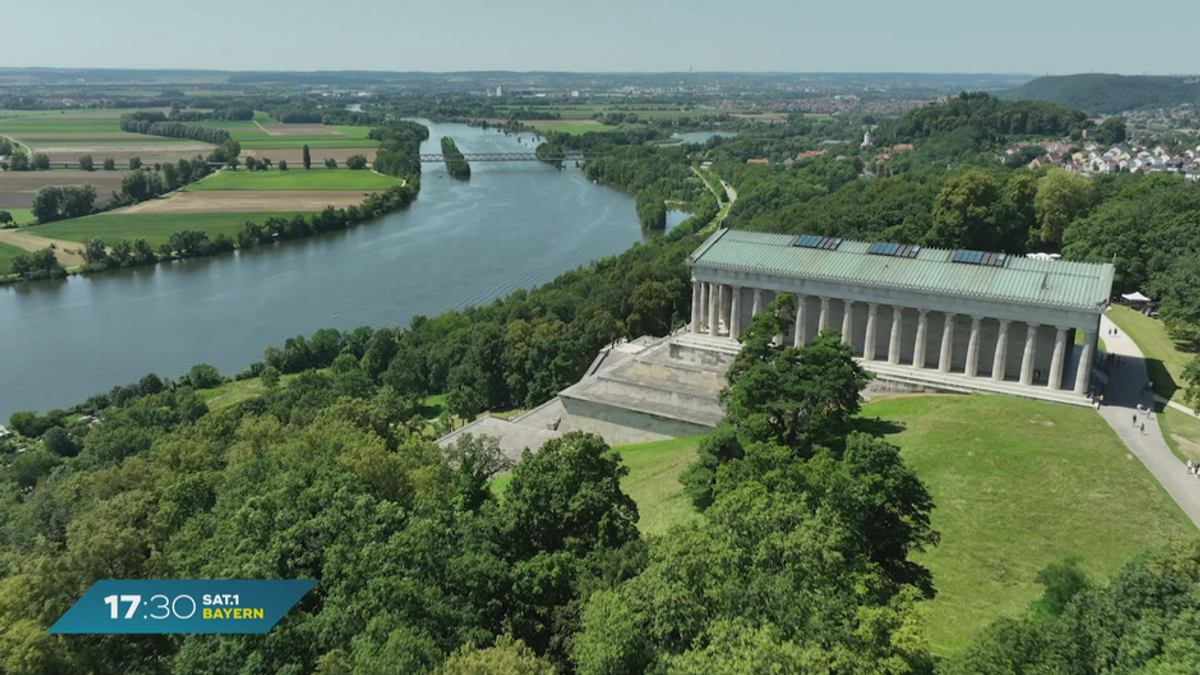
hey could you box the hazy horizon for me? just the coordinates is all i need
[5,0,1196,75]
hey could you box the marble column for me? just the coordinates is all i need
[841,300,855,345]
[690,278,702,334]
[1020,323,1040,386]
[699,282,710,333]
[752,288,762,316]
[818,297,830,333]
[1049,326,1068,390]
[864,303,879,360]
[992,320,1010,381]
[965,316,983,377]
[793,294,807,347]
[888,306,903,364]
[718,284,728,336]
[913,309,929,369]
[708,282,720,337]
[1074,330,1095,394]
[939,312,956,373]
[729,286,742,338]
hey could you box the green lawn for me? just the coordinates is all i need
[0,240,26,275]
[198,372,301,408]
[1107,304,1195,401]
[238,138,379,150]
[489,393,1192,656]
[527,123,617,135]
[185,168,403,191]
[30,211,304,246]
[1157,404,1200,464]
[864,394,1191,655]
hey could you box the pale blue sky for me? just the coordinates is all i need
[7,0,1196,74]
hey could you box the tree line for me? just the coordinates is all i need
[119,111,232,145]
[440,137,471,178]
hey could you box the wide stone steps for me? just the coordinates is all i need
[862,360,1091,407]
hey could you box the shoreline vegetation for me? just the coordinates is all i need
[440,136,471,178]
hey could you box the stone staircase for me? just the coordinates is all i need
[861,360,1092,407]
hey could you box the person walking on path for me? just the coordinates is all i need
[1096,313,1200,527]
[1133,413,1138,425]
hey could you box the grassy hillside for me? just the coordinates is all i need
[512,394,1192,655]
[1004,74,1200,114]
[869,395,1191,654]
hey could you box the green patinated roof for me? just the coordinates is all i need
[691,229,1114,311]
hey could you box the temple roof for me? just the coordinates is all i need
[690,229,1114,310]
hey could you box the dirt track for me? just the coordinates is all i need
[0,228,87,267]
[117,190,379,214]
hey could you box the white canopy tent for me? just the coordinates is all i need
[1121,291,1151,303]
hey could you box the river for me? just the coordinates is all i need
[0,121,663,420]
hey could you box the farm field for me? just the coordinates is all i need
[0,171,128,209]
[184,167,401,191]
[238,137,379,150]
[498,394,1192,656]
[120,191,375,214]
[28,211,304,247]
[1,209,34,225]
[527,122,617,135]
[239,145,379,164]
[0,109,213,163]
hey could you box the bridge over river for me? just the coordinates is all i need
[418,152,592,163]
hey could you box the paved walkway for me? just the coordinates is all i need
[1097,314,1200,528]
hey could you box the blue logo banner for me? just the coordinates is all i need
[48,579,317,634]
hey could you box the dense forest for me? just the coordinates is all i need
[1005,73,1200,114]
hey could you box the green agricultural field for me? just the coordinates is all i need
[188,120,262,130]
[527,123,617,135]
[3,209,34,225]
[0,240,25,275]
[328,125,373,139]
[185,168,403,191]
[238,138,379,150]
[866,394,1191,654]
[1107,304,1193,401]
[253,111,272,123]
[0,119,127,136]
[30,211,304,247]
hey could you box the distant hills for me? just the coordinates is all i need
[1004,74,1200,114]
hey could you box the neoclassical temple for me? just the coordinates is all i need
[449,229,1115,450]
[688,229,1114,403]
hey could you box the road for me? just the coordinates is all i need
[1097,314,1200,528]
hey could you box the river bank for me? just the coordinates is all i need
[0,121,662,419]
